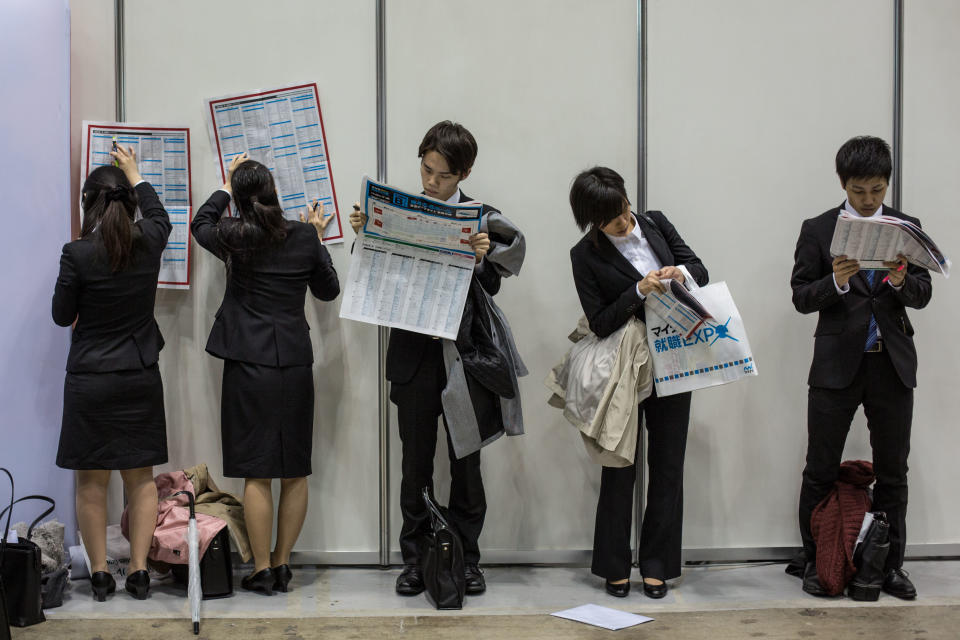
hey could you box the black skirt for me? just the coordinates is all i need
[221,360,314,478]
[57,364,168,470]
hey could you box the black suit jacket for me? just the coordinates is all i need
[52,182,172,373]
[385,192,502,385]
[191,190,340,367]
[570,210,708,339]
[791,204,932,389]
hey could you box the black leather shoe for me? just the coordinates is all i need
[272,564,293,593]
[395,564,425,595]
[125,569,150,600]
[642,578,667,599]
[785,549,807,578]
[801,562,829,597]
[464,564,486,595]
[91,571,116,602]
[882,568,917,600]
[605,579,630,597]
[241,568,276,596]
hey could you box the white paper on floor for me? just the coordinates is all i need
[551,604,654,630]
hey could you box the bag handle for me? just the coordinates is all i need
[0,495,55,540]
[420,487,452,532]
[0,468,13,569]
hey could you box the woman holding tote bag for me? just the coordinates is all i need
[568,167,708,599]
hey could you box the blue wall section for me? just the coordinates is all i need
[0,0,76,543]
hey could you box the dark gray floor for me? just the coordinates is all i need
[47,560,960,619]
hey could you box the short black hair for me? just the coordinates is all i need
[569,166,631,232]
[835,136,892,186]
[418,121,478,176]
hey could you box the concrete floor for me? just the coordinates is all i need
[12,560,960,639]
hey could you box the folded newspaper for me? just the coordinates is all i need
[830,212,950,277]
[645,278,712,339]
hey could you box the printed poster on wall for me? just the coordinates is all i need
[205,82,343,244]
[80,121,192,289]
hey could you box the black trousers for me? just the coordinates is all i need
[799,351,913,570]
[592,389,691,581]
[392,340,486,566]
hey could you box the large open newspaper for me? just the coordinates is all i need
[830,211,950,276]
[339,177,481,339]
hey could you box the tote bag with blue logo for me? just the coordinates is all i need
[645,281,758,396]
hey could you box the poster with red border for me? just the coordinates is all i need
[80,121,192,289]
[204,83,343,243]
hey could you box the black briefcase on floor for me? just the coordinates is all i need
[0,470,48,628]
[419,487,465,610]
[0,575,10,640]
[171,526,233,599]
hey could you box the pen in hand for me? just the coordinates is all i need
[882,262,906,284]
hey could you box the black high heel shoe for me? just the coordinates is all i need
[641,577,667,599]
[91,571,116,602]
[272,564,293,593]
[605,579,630,597]
[125,569,151,600]
[241,568,275,596]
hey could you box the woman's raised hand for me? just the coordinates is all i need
[109,145,142,186]
[301,200,333,239]
[222,152,249,193]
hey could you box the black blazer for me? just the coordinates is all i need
[570,210,708,339]
[791,204,932,389]
[385,192,502,385]
[191,190,340,367]
[52,182,171,373]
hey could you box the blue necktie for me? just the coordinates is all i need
[864,270,879,351]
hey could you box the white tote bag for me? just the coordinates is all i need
[645,281,758,396]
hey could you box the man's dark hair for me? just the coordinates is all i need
[418,120,478,176]
[569,166,631,232]
[836,136,892,186]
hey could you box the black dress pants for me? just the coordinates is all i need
[592,389,691,581]
[799,351,913,570]
[392,340,486,566]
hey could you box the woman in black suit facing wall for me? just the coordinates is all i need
[53,146,171,601]
[192,153,339,595]
[569,167,708,599]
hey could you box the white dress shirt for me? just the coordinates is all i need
[603,213,662,298]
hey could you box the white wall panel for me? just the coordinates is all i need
[385,0,639,557]
[63,0,958,560]
[69,0,127,525]
[646,0,894,549]
[901,0,960,546]
[122,0,380,554]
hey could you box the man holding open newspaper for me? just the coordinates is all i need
[791,136,934,600]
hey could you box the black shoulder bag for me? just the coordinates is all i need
[0,470,10,640]
[419,487,465,610]
[0,468,50,628]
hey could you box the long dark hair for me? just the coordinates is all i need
[218,160,287,266]
[80,166,139,272]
